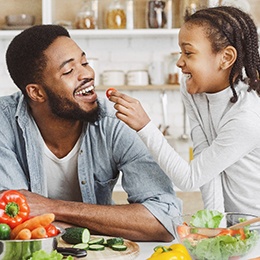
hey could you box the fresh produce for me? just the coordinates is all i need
[28,249,73,260]
[106,87,117,98]
[106,237,124,247]
[176,209,259,260]
[147,243,191,260]
[45,223,59,237]
[63,227,128,253]
[88,244,105,251]
[0,190,30,229]
[62,227,91,244]
[31,226,47,239]
[11,213,55,239]
[0,223,11,240]
[15,228,32,240]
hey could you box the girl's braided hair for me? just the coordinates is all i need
[184,6,260,103]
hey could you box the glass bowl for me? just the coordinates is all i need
[173,212,260,260]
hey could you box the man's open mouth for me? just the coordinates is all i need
[75,85,94,96]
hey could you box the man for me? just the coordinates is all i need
[1,25,181,242]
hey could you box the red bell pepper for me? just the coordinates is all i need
[0,190,30,229]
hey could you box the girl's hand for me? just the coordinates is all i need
[108,90,151,131]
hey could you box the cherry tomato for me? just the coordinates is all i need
[106,87,117,98]
[45,224,59,237]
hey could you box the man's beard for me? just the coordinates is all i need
[44,85,101,123]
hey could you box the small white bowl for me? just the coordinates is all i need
[5,14,35,26]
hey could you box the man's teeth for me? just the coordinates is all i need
[75,85,94,96]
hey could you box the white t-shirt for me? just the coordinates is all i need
[36,125,83,202]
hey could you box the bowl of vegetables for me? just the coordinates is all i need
[0,221,65,260]
[173,210,260,260]
[0,190,66,260]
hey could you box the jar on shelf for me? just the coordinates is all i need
[168,52,180,85]
[106,0,127,29]
[179,0,208,25]
[75,0,97,29]
[146,0,167,29]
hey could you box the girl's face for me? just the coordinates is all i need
[177,23,230,94]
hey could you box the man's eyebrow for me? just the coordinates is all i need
[59,52,86,70]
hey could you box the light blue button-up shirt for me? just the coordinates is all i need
[0,91,182,235]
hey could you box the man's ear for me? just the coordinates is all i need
[26,84,46,102]
[220,46,237,70]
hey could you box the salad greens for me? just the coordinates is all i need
[182,210,259,260]
[28,250,73,260]
[190,209,224,228]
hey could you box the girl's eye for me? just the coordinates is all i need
[185,51,192,56]
[82,62,89,66]
[63,69,73,75]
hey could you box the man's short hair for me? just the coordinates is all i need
[6,25,70,99]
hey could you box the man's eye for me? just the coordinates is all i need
[63,69,73,75]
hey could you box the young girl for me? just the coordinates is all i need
[109,6,260,215]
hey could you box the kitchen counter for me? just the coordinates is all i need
[136,239,260,259]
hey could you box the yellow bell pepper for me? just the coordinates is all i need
[147,244,191,260]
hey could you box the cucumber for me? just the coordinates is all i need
[62,227,90,244]
[73,243,89,250]
[88,244,105,251]
[88,237,105,245]
[106,237,124,247]
[111,244,127,251]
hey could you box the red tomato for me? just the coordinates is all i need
[106,87,117,98]
[45,224,59,237]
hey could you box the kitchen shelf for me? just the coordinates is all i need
[96,84,180,91]
[0,28,180,40]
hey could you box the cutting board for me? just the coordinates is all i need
[58,235,140,260]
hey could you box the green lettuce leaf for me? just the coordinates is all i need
[28,250,73,260]
[190,209,224,228]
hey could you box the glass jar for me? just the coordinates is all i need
[168,52,180,84]
[146,0,167,29]
[179,0,208,25]
[75,0,97,29]
[106,0,126,29]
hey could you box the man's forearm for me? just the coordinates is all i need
[19,190,173,242]
[52,200,173,242]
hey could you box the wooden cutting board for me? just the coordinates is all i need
[58,235,140,260]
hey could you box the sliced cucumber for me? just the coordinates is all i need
[88,244,105,251]
[111,244,127,251]
[88,237,105,245]
[72,243,89,250]
[106,237,124,247]
[62,227,90,244]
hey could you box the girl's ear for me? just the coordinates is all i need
[220,46,237,70]
[26,84,46,102]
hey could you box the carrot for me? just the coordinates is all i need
[11,213,55,239]
[15,228,31,240]
[31,226,47,239]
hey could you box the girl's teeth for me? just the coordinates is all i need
[186,74,191,79]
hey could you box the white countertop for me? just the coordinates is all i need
[136,239,260,260]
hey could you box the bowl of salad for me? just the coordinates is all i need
[173,210,260,260]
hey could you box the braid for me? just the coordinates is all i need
[184,6,260,103]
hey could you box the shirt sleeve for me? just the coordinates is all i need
[137,110,260,192]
